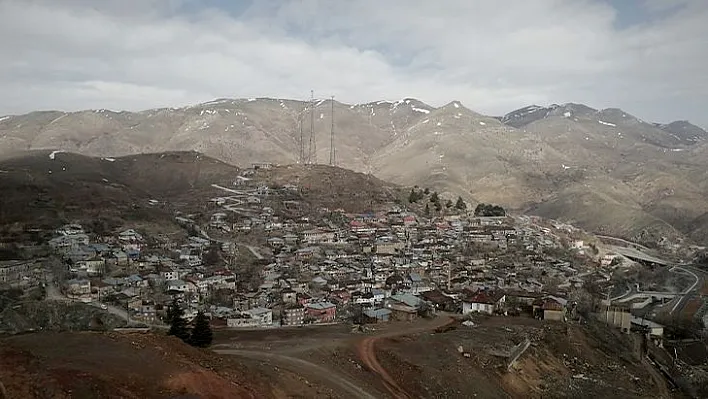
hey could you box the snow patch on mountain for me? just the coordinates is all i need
[598,120,616,127]
[49,150,63,160]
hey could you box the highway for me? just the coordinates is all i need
[667,264,706,316]
[598,235,704,318]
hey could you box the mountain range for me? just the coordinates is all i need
[2,97,708,245]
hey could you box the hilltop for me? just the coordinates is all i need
[2,98,708,245]
[0,150,238,236]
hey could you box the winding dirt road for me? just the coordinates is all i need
[355,316,457,398]
[215,349,378,399]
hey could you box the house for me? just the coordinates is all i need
[388,303,418,322]
[306,302,337,323]
[375,240,404,255]
[49,234,89,252]
[246,307,273,326]
[302,229,335,244]
[420,290,456,312]
[166,279,189,293]
[113,251,129,266]
[162,270,179,281]
[631,317,664,337]
[533,295,568,321]
[282,305,305,326]
[387,293,423,309]
[462,289,506,315]
[364,308,392,323]
[282,288,297,304]
[118,229,143,242]
[227,314,261,328]
[65,279,92,301]
[75,259,106,276]
[56,224,85,236]
[601,304,631,333]
[0,260,38,286]
[267,237,285,248]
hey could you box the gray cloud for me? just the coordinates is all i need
[0,0,706,126]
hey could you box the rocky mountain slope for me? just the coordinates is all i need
[1,98,707,244]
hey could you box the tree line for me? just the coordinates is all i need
[473,203,506,217]
[408,186,468,216]
[166,298,213,348]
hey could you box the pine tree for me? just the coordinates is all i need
[408,188,418,203]
[430,192,439,204]
[424,203,430,217]
[188,311,213,348]
[445,199,453,209]
[455,196,467,211]
[434,201,442,213]
[167,299,190,342]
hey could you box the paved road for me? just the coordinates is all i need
[595,235,651,251]
[215,349,377,399]
[668,264,705,316]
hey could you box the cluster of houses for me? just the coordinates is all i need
[179,168,615,329]
[33,166,627,330]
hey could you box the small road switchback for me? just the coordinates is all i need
[355,315,458,399]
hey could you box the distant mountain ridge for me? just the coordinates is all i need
[2,97,708,245]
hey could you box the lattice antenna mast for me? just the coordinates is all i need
[329,95,335,166]
[308,90,316,164]
[299,101,305,164]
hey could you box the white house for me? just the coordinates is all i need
[166,279,188,292]
[462,290,506,315]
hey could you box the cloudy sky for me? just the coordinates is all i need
[1,0,706,126]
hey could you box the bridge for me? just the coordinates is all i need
[609,245,670,266]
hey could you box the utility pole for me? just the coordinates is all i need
[330,95,335,166]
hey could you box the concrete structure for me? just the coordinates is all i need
[602,306,631,333]
[282,305,305,326]
[631,317,664,337]
[305,301,337,323]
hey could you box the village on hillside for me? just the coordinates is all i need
[1,162,705,341]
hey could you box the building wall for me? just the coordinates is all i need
[462,302,494,315]
[602,309,631,332]
[543,309,564,321]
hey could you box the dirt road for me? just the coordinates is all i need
[355,316,457,398]
[215,349,377,399]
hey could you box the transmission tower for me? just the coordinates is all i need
[308,90,316,164]
[299,102,305,164]
[329,95,335,166]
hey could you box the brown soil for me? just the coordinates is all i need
[0,331,329,399]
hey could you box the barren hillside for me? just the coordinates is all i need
[2,98,707,245]
[0,150,238,233]
[0,331,331,398]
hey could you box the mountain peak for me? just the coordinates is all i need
[657,120,708,144]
